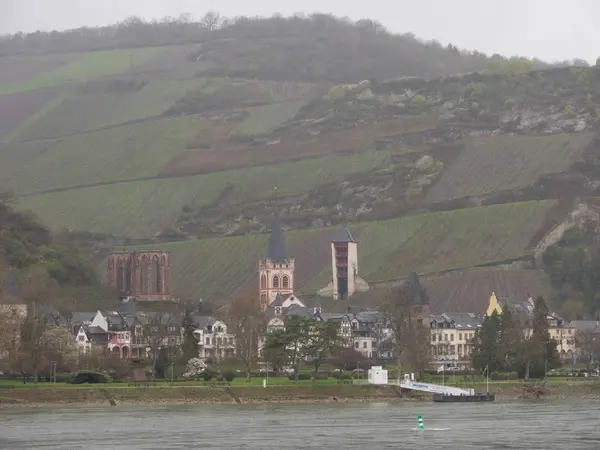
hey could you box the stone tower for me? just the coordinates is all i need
[259,207,295,311]
[106,251,172,301]
[331,225,358,300]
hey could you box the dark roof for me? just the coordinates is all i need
[87,326,108,335]
[270,293,284,307]
[267,206,286,263]
[432,313,483,330]
[69,312,96,325]
[191,315,217,329]
[570,320,600,333]
[332,225,356,243]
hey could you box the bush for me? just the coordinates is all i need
[288,373,312,381]
[201,369,215,382]
[68,370,111,384]
[221,371,236,382]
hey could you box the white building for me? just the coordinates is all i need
[193,316,235,363]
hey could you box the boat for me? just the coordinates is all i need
[432,392,495,402]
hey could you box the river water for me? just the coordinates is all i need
[1,400,598,449]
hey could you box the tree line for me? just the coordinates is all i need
[470,296,559,379]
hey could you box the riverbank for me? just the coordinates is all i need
[2,381,600,407]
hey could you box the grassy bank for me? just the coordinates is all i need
[2,380,600,407]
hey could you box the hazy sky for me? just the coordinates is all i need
[1,0,598,63]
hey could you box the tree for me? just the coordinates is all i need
[471,312,501,373]
[282,315,313,379]
[305,320,342,377]
[518,296,559,379]
[227,293,263,381]
[182,357,207,379]
[144,312,175,379]
[201,12,222,31]
[381,280,430,379]
[0,305,26,371]
[332,347,365,371]
[180,308,199,366]
[575,331,600,368]
[497,307,521,372]
[262,329,288,372]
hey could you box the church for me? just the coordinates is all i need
[258,207,369,315]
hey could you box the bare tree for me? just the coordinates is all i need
[201,12,222,32]
[143,312,175,379]
[575,330,600,368]
[227,293,263,381]
[381,283,431,380]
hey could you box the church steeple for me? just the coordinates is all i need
[259,205,295,311]
[267,206,286,263]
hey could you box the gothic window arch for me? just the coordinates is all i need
[140,255,150,293]
[117,260,125,293]
[152,256,162,293]
[260,275,267,289]
[273,276,280,289]
[282,276,289,289]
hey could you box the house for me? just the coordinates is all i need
[430,313,483,364]
[193,315,235,363]
[74,325,92,355]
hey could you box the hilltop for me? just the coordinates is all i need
[1,14,599,316]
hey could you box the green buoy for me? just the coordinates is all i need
[417,414,424,430]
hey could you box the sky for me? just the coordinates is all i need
[1,0,598,63]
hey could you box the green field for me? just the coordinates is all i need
[5,116,205,193]
[12,78,211,141]
[233,101,306,136]
[427,133,594,203]
[19,151,391,237]
[0,47,165,95]
[106,200,555,302]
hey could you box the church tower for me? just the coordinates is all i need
[259,207,295,311]
[331,225,358,300]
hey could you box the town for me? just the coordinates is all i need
[1,208,597,385]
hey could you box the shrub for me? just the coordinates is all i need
[201,369,216,382]
[289,373,312,381]
[68,370,111,384]
[221,371,236,382]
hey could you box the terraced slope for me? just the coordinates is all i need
[106,200,555,303]
[427,133,595,203]
[19,151,391,237]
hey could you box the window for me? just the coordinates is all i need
[206,337,210,345]
[78,336,85,342]
[458,344,462,353]
[273,276,280,288]
[432,334,436,342]
[459,333,463,341]
[229,337,234,345]
[354,341,359,348]
[450,334,454,342]
[444,334,448,341]
[363,342,367,349]
[282,276,289,288]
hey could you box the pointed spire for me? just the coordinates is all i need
[332,224,355,243]
[267,206,286,263]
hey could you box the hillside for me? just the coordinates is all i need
[0,200,117,311]
[1,15,599,314]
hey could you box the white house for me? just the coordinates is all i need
[193,316,235,363]
[75,326,92,355]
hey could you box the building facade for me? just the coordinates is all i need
[106,251,172,301]
[259,208,295,311]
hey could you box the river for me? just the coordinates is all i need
[1,400,598,449]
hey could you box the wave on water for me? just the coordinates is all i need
[411,428,451,431]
